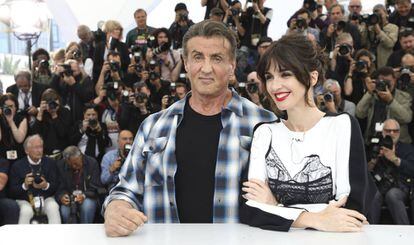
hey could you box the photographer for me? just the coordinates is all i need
[399,52,414,99]
[30,89,72,158]
[367,119,414,224]
[0,93,28,163]
[328,33,355,87]
[0,157,19,225]
[319,79,356,116]
[101,130,133,190]
[9,135,60,224]
[223,0,243,31]
[125,9,156,50]
[160,82,181,111]
[93,20,130,83]
[145,59,172,107]
[320,3,361,53]
[32,48,52,86]
[363,4,399,69]
[344,49,375,105]
[70,103,110,163]
[202,0,231,20]
[95,51,124,96]
[56,146,102,224]
[287,8,320,43]
[51,59,94,123]
[65,41,93,78]
[118,82,158,134]
[169,3,195,49]
[239,0,273,50]
[146,28,183,83]
[389,0,414,33]
[387,30,414,68]
[6,70,47,119]
[356,66,413,144]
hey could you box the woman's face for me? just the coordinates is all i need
[265,61,311,112]
[3,99,17,116]
[359,55,371,68]
[84,109,98,120]
[110,28,122,40]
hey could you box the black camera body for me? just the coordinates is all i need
[46,99,58,110]
[109,61,120,72]
[335,21,347,32]
[179,13,188,22]
[72,50,81,59]
[88,118,98,128]
[355,60,367,72]
[296,18,307,29]
[338,44,352,56]
[153,43,170,56]
[361,13,380,26]
[375,79,390,92]
[323,92,334,102]
[39,59,49,69]
[32,170,43,185]
[231,7,240,16]
[370,134,393,160]
[398,67,412,90]
[60,64,73,77]
[2,106,12,116]
[135,92,148,104]
[246,82,259,94]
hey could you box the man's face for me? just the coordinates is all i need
[84,109,98,120]
[382,121,400,144]
[297,12,310,24]
[400,35,414,51]
[118,130,134,151]
[157,32,169,46]
[134,11,147,28]
[378,74,396,91]
[348,0,362,15]
[330,6,344,24]
[16,77,31,93]
[26,138,43,162]
[67,156,83,171]
[176,86,187,99]
[396,1,412,17]
[184,36,235,99]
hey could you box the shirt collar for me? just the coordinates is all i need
[19,86,32,94]
[27,156,41,165]
[169,88,244,117]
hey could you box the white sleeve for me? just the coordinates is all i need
[248,125,272,181]
[334,115,351,200]
[265,9,273,20]
[84,58,94,78]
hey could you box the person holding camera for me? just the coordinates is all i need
[356,66,413,144]
[95,51,124,96]
[367,119,414,224]
[0,93,28,163]
[387,30,414,68]
[144,59,172,107]
[202,0,231,20]
[31,48,53,86]
[30,88,72,158]
[56,146,103,224]
[146,28,183,83]
[125,9,156,50]
[287,8,320,43]
[328,33,355,87]
[320,3,361,53]
[65,41,93,78]
[93,20,130,83]
[101,130,133,190]
[389,0,414,34]
[0,157,19,225]
[169,3,195,49]
[343,49,375,105]
[9,135,60,224]
[50,59,95,123]
[70,103,110,163]
[363,4,399,69]
[319,79,356,116]
[223,0,243,32]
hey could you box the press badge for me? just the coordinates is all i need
[6,150,17,160]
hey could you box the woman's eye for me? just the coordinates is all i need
[280,71,293,77]
[264,74,273,82]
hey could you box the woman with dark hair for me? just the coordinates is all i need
[0,93,27,162]
[30,88,72,157]
[70,103,110,162]
[241,33,376,232]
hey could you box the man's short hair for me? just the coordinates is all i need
[376,66,396,78]
[107,50,121,60]
[62,146,82,160]
[134,8,147,17]
[182,20,237,61]
[14,70,31,82]
[23,134,43,151]
[329,3,345,14]
[210,7,224,17]
[257,37,273,47]
[32,48,50,62]
[336,32,353,44]
[399,29,414,40]
[296,8,311,18]
[395,0,411,5]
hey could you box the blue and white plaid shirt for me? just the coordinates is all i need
[103,89,277,223]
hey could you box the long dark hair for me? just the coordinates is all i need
[0,93,19,147]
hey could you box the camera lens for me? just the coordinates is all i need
[88,119,98,127]
[338,44,351,56]
[2,106,12,116]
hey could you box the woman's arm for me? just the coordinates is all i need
[9,117,28,144]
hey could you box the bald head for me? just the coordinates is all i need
[348,0,362,15]
[382,119,400,144]
[401,53,414,67]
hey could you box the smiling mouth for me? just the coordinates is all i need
[274,92,290,102]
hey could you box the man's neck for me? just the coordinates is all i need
[189,89,232,116]
[137,25,147,30]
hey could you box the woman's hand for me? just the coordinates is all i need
[242,179,277,205]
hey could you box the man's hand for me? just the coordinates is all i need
[104,200,148,237]
[381,145,400,166]
[61,194,70,206]
[365,77,376,94]
[32,176,48,190]
[75,193,86,204]
[110,158,123,173]
[377,86,393,103]
[27,106,38,116]
[24,173,34,189]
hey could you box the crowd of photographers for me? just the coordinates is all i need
[0,0,414,225]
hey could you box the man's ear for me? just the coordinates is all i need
[310,71,319,87]
[183,56,188,72]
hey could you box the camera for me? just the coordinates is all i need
[355,60,367,72]
[39,59,49,69]
[68,194,79,224]
[124,144,132,158]
[153,43,170,56]
[230,7,240,16]
[32,170,43,185]
[88,118,98,128]
[46,99,58,110]
[148,60,160,80]
[59,64,73,77]
[178,73,187,84]
[72,50,81,59]
[375,79,390,92]
[179,13,188,22]
[246,81,259,94]
[109,60,120,72]
[323,92,334,102]
[146,36,157,49]
[2,106,12,116]
[135,92,148,104]
[350,12,360,21]
[398,67,412,90]
[296,18,307,29]
[338,44,352,56]
[131,45,143,64]
[361,13,380,26]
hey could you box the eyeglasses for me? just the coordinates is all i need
[383,128,400,133]
[349,5,361,9]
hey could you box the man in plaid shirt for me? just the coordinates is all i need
[103,20,276,237]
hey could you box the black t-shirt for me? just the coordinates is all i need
[0,113,26,163]
[175,100,222,223]
[0,158,10,198]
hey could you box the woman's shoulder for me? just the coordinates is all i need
[323,112,353,133]
[253,120,283,135]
